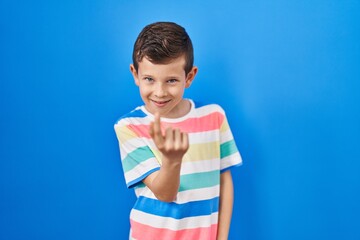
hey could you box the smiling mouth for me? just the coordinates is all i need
[151,99,171,107]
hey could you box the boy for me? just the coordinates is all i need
[114,22,242,240]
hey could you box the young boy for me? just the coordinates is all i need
[114,22,242,240]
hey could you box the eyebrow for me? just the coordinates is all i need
[141,74,182,79]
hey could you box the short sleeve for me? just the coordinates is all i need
[219,110,242,172]
[114,120,160,188]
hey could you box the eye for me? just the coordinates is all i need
[144,77,154,82]
[167,79,178,84]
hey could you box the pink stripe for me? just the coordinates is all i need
[128,112,224,138]
[131,220,218,240]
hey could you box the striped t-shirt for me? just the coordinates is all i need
[114,100,242,240]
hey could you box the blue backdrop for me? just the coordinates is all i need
[1,1,359,239]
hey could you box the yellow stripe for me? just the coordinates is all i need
[152,149,163,165]
[184,141,220,162]
[115,125,138,142]
[220,118,230,133]
[150,141,220,164]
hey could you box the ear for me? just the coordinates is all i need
[130,64,140,86]
[185,66,198,88]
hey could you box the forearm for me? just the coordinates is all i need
[146,114,189,202]
[217,171,234,240]
[143,157,182,202]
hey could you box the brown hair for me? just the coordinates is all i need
[132,22,194,75]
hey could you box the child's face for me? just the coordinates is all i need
[130,55,197,118]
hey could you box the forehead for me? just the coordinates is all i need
[138,55,186,77]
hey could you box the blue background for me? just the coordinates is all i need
[1,1,359,239]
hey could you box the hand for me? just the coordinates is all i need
[149,113,189,163]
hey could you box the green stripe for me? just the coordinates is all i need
[220,140,238,159]
[134,182,146,189]
[179,170,220,192]
[123,146,155,173]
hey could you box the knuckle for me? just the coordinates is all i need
[157,143,164,150]
[165,143,172,152]
[155,127,162,134]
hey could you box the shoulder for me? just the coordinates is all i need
[189,100,228,127]
[114,106,148,129]
[192,100,226,116]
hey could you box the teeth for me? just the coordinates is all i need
[153,100,169,104]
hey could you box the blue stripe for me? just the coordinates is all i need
[220,162,242,173]
[192,100,208,108]
[133,196,219,219]
[126,167,160,188]
[193,100,218,109]
[115,107,147,124]
[193,100,224,113]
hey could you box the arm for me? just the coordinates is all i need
[143,113,189,202]
[217,170,234,240]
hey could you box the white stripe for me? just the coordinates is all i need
[121,131,220,159]
[220,129,234,144]
[180,158,220,175]
[115,104,224,126]
[188,130,219,144]
[188,104,224,118]
[221,152,242,170]
[114,118,130,128]
[176,187,220,203]
[140,102,224,123]
[130,209,218,231]
[120,137,156,158]
[125,158,160,182]
[134,185,220,204]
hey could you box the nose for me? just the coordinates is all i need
[154,83,167,98]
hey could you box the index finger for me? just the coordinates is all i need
[152,113,164,143]
[154,112,160,123]
[153,113,161,133]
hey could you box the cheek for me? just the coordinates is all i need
[171,87,185,96]
[139,85,150,96]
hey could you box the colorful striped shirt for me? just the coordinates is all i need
[114,100,242,240]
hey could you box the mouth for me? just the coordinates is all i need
[151,99,171,107]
